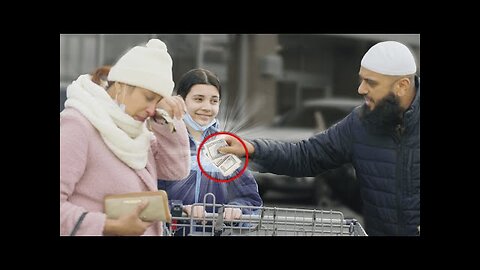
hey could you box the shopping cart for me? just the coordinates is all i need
[164,193,367,236]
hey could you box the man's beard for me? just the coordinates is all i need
[359,92,404,135]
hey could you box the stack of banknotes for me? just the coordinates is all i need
[203,137,242,177]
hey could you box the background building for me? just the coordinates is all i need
[60,34,420,126]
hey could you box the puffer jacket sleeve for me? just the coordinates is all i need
[150,118,191,180]
[250,112,355,177]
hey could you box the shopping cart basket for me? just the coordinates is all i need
[164,193,367,236]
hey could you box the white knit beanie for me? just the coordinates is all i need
[361,41,417,76]
[108,39,175,97]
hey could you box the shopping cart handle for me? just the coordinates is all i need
[344,219,357,225]
[213,206,225,236]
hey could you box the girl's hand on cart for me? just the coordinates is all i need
[183,205,206,219]
[224,207,242,221]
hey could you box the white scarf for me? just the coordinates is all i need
[64,74,152,170]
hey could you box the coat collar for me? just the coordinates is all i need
[404,76,420,129]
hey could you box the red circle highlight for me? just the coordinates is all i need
[197,131,249,183]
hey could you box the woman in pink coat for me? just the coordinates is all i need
[60,39,190,236]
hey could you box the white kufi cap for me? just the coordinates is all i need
[361,41,417,76]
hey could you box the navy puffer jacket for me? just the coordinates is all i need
[251,79,420,236]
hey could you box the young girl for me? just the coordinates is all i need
[158,68,262,234]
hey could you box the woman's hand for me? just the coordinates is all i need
[103,201,153,236]
[157,95,187,120]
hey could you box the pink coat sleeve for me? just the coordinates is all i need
[150,118,191,180]
[60,114,106,235]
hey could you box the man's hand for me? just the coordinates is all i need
[218,135,255,157]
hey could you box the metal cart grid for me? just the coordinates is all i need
[165,193,367,236]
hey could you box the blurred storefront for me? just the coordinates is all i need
[60,34,420,124]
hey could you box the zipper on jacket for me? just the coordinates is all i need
[394,123,406,235]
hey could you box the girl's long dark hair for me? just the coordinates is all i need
[176,68,221,99]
